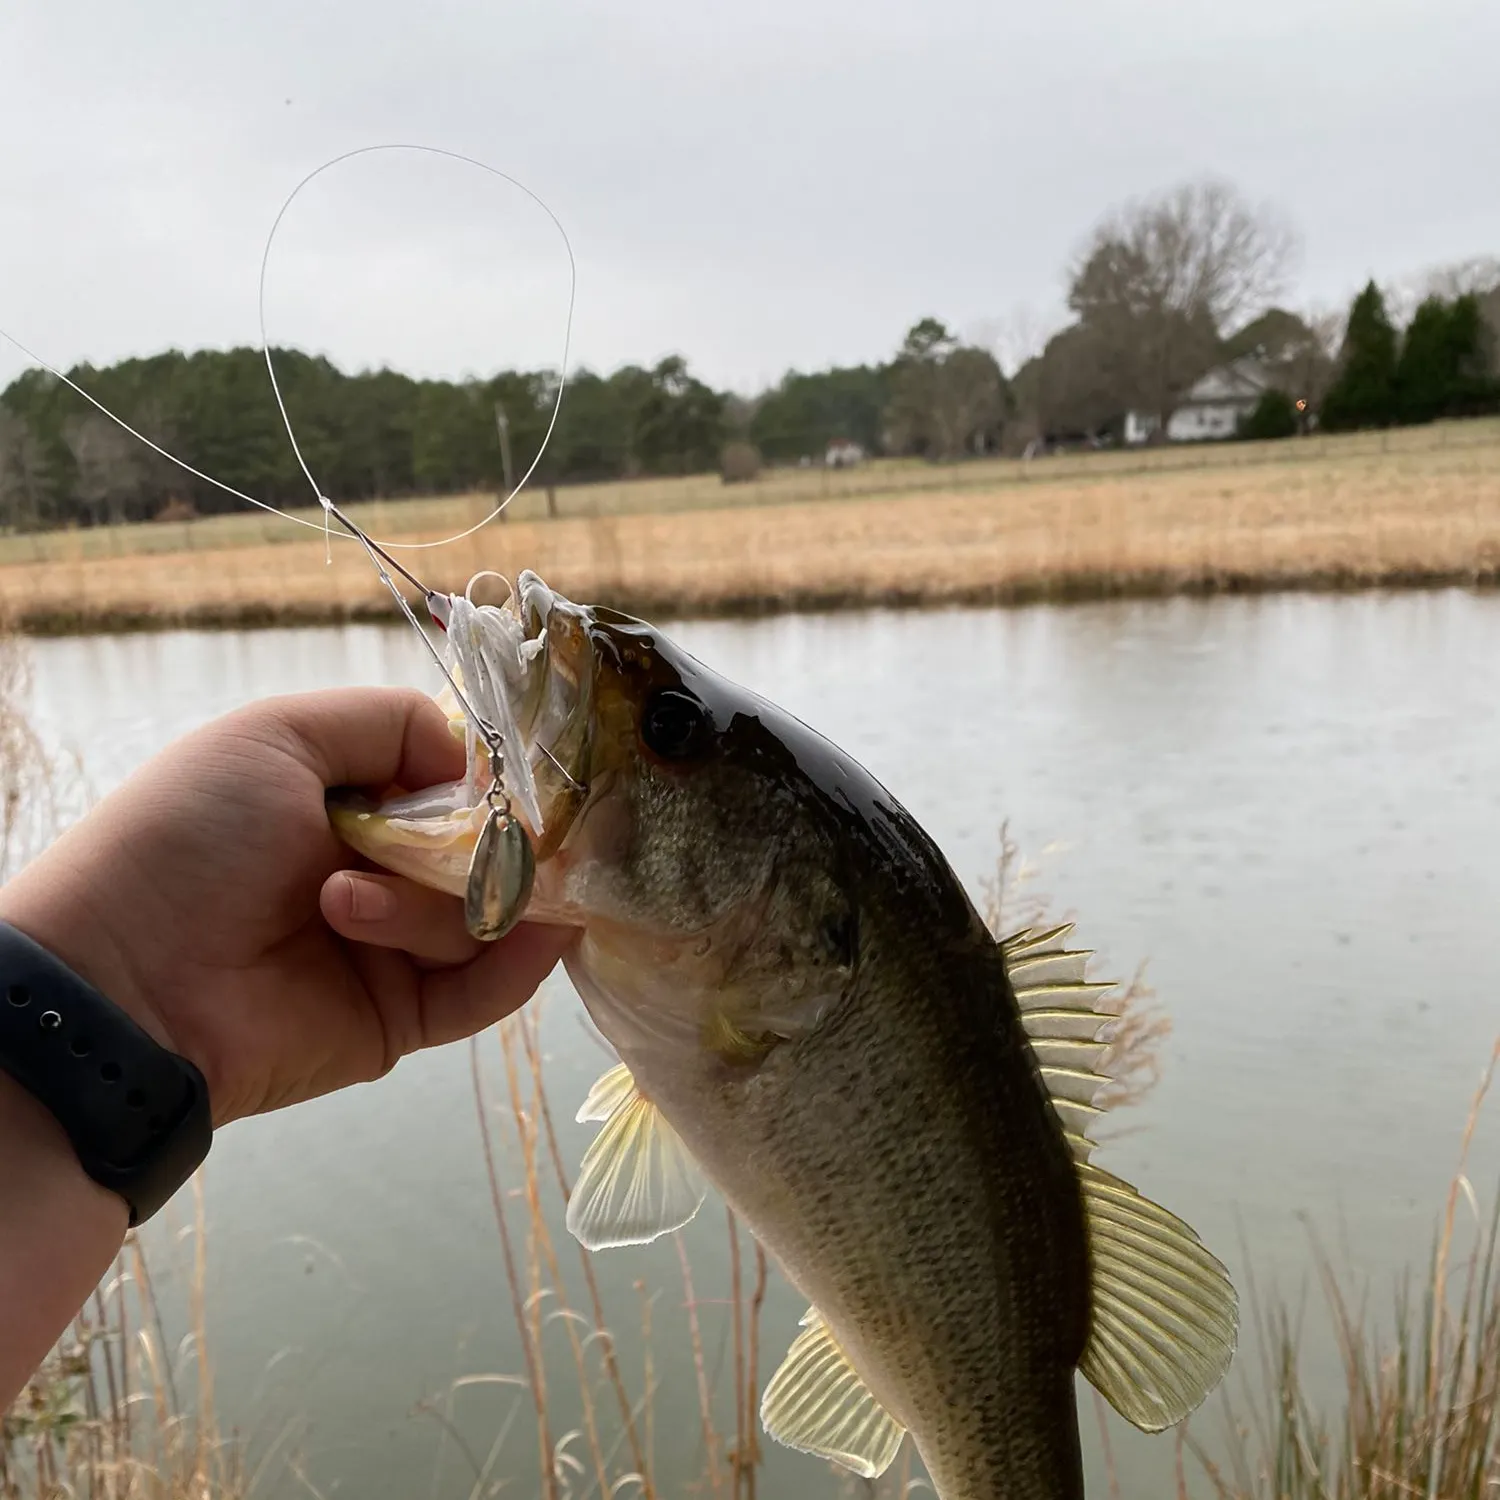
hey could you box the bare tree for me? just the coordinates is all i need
[1482,288,1500,377]
[1390,258,1500,376]
[1418,256,1500,301]
[1224,305,1343,409]
[63,412,146,526]
[1378,279,1424,334]
[1067,177,1299,436]
[1298,307,1347,408]
[1012,323,1122,443]
[1372,259,1500,382]
[967,304,1062,381]
[0,411,56,531]
[885,320,1008,460]
[1306,305,1347,361]
[1377,261,1500,333]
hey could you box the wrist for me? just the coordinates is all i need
[0,1060,129,1408]
[0,880,215,1228]
[0,859,180,1058]
[0,1058,129,1229]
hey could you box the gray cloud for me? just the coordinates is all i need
[2,0,1496,396]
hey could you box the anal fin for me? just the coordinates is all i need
[1079,1164,1238,1432]
[565,1063,706,1251]
[760,1307,906,1479]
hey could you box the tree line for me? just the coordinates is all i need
[3,177,1498,531]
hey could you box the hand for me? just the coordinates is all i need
[0,686,575,1125]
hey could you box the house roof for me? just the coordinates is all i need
[1181,355,1272,407]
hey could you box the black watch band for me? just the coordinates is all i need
[0,921,212,1226]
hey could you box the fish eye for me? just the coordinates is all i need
[640,689,712,761]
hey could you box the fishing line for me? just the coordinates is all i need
[256,142,578,554]
[0,144,578,555]
[247,142,580,776]
[0,144,581,764]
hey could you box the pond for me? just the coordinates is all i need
[25,587,1500,1498]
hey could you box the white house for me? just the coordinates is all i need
[824,438,865,468]
[1125,357,1272,445]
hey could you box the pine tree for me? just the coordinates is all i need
[1443,294,1500,417]
[1394,293,1500,424]
[1319,281,1397,431]
[1394,296,1456,424]
[1239,388,1298,440]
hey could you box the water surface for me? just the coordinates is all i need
[27,589,1500,1497]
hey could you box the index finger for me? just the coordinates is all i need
[252,686,466,793]
[415,921,579,1049]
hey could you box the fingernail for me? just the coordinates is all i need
[345,873,398,923]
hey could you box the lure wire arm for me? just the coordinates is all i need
[321,498,434,600]
[535,740,586,795]
[317,495,507,767]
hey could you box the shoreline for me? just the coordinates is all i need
[9,561,1499,636]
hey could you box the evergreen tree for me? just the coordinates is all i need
[1442,294,1500,416]
[1239,388,1298,441]
[1393,293,1500,424]
[1395,296,1457,424]
[1319,281,1397,431]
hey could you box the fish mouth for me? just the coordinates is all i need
[328,569,597,899]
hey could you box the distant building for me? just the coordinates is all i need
[1125,356,1272,445]
[824,438,865,468]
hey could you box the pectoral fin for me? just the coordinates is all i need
[565,1064,706,1251]
[1078,1164,1238,1432]
[576,1061,637,1123]
[760,1307,906,1479]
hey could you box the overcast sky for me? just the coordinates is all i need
[2,0,1496,397]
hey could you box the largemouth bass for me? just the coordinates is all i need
[330,573,1237,1500]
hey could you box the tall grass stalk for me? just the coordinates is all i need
[1,1181,245,1500]
[1,626,244,1498]
[466,1009,772,1499]
[1199,1039,1500,1499]
[517,1019,655,1492]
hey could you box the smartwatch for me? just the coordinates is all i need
[0,921,212,1226]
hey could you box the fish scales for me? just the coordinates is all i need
[330,572,1239,1500]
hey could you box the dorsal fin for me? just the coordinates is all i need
[1001,922,1239,1428]
[1076,1164,1238,1430]
[1000,922,1121,1163]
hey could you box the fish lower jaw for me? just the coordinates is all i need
[327,809,479,898]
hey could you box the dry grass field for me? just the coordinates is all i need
[0,419,1496,631]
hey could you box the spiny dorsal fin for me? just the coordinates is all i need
[1000,923,1121,1163]
[760,1307,906,1479]
[1077,1163,1238,1431]
[565,1063,706,1251]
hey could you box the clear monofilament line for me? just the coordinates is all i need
[2,144,577,560]
[1,142,580,776]
[0,327,348,540]
[256,142,578,553]
[253,146,577,762]
[344,525,501,760]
